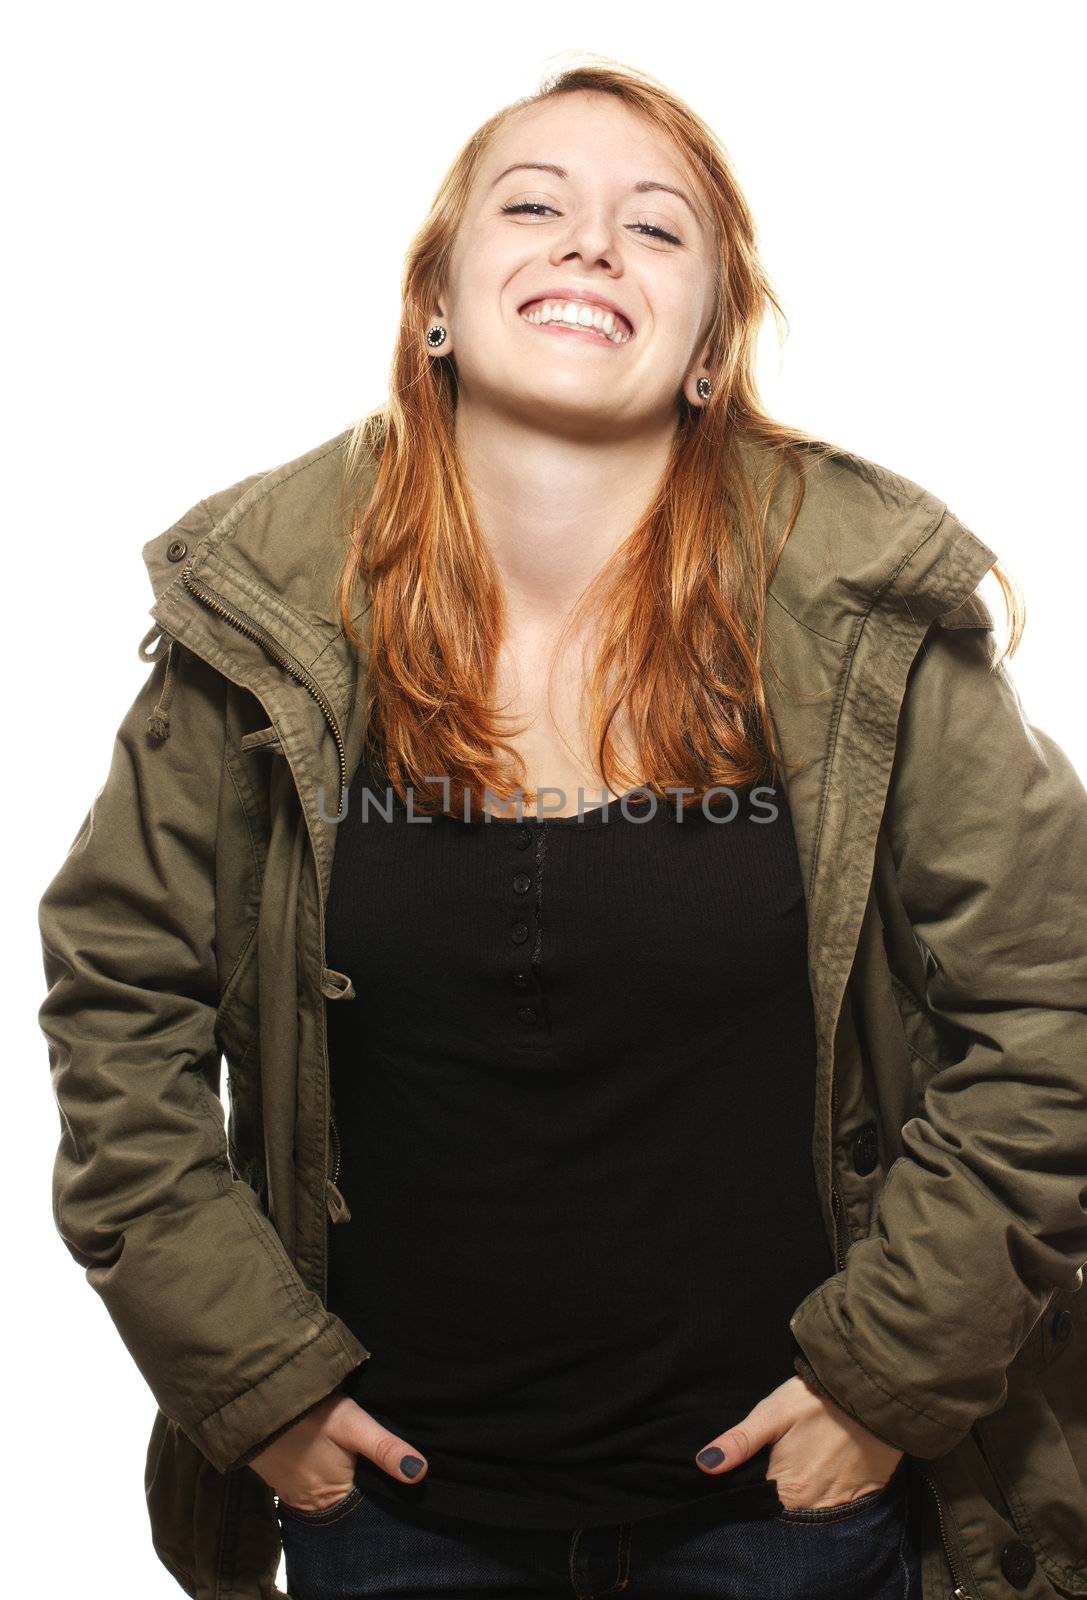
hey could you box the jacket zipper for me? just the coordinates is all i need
[830,1181,847,1272]
[326,1107,351,1223]
[178,564,352,1235]
[915,1464,973,1599]
[829,1065,848,1271]
[329,1106,342,1184]
[180,566,348,814]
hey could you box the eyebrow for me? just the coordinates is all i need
[488,162,702,224]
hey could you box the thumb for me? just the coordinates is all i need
[341,1403,429,1485]
[694,1397,782,1476]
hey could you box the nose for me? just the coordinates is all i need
[550,206,622,275]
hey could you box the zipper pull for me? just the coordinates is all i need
[326,1177,352,1223]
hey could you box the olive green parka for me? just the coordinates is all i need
[37,426,1087,1599]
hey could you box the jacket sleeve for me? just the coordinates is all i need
[37,637,368,1476]
[788,610,1087,1458]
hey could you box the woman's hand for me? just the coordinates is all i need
[693,1373,903,1509]
[248,1390,429,1512]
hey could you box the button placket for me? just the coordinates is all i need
[507,824,541,1024]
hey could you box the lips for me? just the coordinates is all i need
[517,291,635,337]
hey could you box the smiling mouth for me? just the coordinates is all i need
[518,300,633,345]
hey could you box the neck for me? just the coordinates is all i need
[453,400,678,627]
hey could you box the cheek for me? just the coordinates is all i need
[454,227,526,301]
[456,302,505,351]
[658,254,713,326]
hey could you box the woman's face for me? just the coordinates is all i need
[441,91,717,436]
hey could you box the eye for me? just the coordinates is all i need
[630,217,682,245]
[500,201,560,220]
[500,201,682,247]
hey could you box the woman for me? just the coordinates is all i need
[37,61,1087,1600]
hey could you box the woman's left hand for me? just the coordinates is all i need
[693,1372,904,1509]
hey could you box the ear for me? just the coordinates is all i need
[425,307,453,358]
[683,361,713,407]
[681,335,713,407]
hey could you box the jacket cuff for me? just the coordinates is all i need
[186,1316,370,1475]
[789,1280,969,1458]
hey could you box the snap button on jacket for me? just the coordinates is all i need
[37,428,1087,1599]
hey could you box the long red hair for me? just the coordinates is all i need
[336,58,1023,818]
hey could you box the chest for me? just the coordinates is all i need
[326,775,811,1041]
[491,628,642,816]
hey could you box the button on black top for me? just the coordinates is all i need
[511,922,529,944]
[513,872,532,894]
[325,754,830,1532]
[512,826,533,849]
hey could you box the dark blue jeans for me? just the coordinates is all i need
[277,1458,923,1599]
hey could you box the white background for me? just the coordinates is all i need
[7,3,1085,1594]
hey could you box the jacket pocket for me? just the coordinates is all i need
[239,723,285,754]
[887,970,961,1080]
[972,1288,1087,1594]
[145,1408,282,1597]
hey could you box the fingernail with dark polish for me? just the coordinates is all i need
[697,1446,725,1468]
[400,1454,425,1478]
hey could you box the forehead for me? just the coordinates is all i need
[482,93,693,190]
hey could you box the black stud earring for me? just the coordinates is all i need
[427,324,448,349]
[696,376,712,402]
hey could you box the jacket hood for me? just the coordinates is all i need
[142,427,362,710]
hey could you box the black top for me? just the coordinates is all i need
[324,756,836,1531]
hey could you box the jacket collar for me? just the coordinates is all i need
[141,424,994,720]
[141,421,996,922]
[144,428,364,729]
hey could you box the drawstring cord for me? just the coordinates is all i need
[138,622,178,745]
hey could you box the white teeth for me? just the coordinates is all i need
[520,299,631,343]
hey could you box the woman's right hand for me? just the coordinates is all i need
[248,1389,429,1511]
